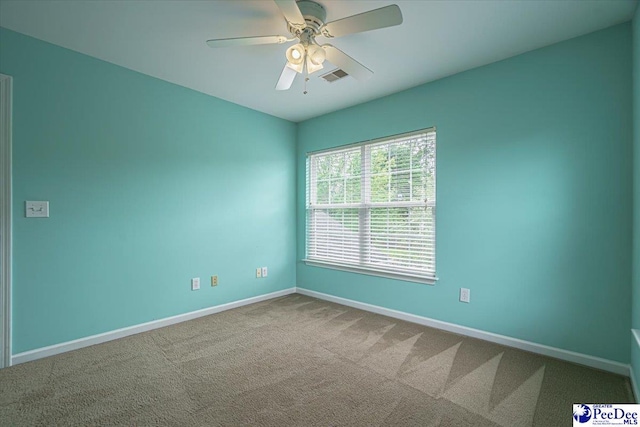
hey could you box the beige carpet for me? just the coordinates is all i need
[0,294,634,426]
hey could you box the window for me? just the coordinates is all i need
[305,128,436,283]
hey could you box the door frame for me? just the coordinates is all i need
[0,74,13,368]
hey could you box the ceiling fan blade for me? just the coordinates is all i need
[321,5,402,38]
[274,0,306,29]
[206,35,289,48]
[322,45,373,81]
[276,63,298,90]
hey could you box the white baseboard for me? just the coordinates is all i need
[296,287,630,377]
[632,330,640,403]
[11,288,296,366]
[632,366,639,403]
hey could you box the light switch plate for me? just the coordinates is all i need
[191,277,200,291]
[261,267,268,278]
[26,201,49,218]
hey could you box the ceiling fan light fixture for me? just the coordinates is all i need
[286,43,305,65]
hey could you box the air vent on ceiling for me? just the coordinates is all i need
[320,69,349,83]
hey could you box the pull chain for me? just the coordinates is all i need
[302,47,310,94]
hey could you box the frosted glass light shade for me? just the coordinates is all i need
[286,44,305,66]
[307,45,326,65]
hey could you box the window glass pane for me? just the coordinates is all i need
[315,156,329,179]
[424,135,436,202]
[370,144,391,203]
[328,154,343,179]
[312,148,361,205]
[388,140,412,173]
[316,180,329,204]
[346,177,360,203]
[329,178,345,204]
[411,169,426,201]
[426,173,435,201]
[370,173,389,203]
[345,151,361,175]
[370,145,389,174]
[390,172,411,202]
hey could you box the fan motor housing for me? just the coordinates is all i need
[297,1,327,31]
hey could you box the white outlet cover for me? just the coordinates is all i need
[191,277,200,291]
[26,201,49,218]
[261,267,268,277]
[460,288,470,303]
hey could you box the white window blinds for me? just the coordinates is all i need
[306,129,436,281]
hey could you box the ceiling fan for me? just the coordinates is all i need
[206,0,403,91]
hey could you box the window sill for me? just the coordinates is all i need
[302,259,438,285]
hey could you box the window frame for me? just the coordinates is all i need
[304,128,437,285]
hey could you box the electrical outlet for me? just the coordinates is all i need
[256,268,262,278]
[460,288,470,303]
[211,275,218,286]
[261,267,268,278]
[191,277,200,291]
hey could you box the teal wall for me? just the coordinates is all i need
[0,28,297,354]
[631,4,640,401]
[297,24,633,363]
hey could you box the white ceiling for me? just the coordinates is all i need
[0,0,637,122]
